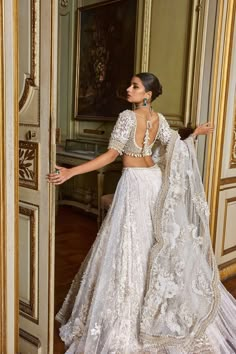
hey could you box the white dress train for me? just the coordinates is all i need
[56,110,236,353]
[56,165,236,353]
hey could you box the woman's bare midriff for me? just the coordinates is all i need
[122,154,155,168]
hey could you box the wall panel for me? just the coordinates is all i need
[215,189,236,265]
[19,202,39,322]
[205,0,236,279]
[149,0,192,126]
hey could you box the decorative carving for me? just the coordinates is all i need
[231,128,236,166]
[19,328,41,347]
[19,141,38,190]
[219,259,236,281]
[61,0,69,7]
[221,197,236,256]
[19,202,38,323]
[19,0,40,112]
[230,97,236,168]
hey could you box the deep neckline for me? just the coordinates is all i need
[131,110,161,150]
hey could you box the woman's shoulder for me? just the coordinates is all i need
[157,112,166,121]
[119,109,135,117]
[118,109,136,123]
[157,112,171,127]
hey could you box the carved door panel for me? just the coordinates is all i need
[214,4,236,276]
[205,1,236,279]
[18,1,56,353]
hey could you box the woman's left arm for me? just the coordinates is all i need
[191,122,214,138]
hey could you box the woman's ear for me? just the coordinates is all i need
[147,91,152,102]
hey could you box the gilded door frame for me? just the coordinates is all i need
[204,0,236,279]
[0,0,19,353]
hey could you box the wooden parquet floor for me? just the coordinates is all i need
[54,206,97,354]
[54,205,236,354]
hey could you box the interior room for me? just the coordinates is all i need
[1,0,236,353]
[53,0,236,352]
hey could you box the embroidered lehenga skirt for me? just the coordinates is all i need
[56,165,236,354]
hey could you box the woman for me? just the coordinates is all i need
[48,73,236,353]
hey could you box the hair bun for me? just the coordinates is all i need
[135,72,162,102]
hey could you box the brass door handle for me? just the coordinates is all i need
[26,130,36,140]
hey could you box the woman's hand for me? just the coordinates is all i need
[193,122,214,138]
[47,150,119,185]
[47,165,73,185]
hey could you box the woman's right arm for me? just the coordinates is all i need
[48,110,134,185]
[47,149,119,185]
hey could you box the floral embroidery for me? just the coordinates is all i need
[179,304,194,328]
[90,323,101,339]
[155,270,179,299]
[108,110,135,155]
[72,304,88,338]
[57,119,220,352]
[192,270,213,303]
[166,311,181,334]
[108,110,172,157]
[192,193,210,217]
[157,115,172,145]
[175,260,185,277]
[141,134,219,347]
[188,224,203,249]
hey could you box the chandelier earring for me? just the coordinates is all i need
[143,98,148,106]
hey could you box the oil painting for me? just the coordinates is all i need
[75,0,137,121]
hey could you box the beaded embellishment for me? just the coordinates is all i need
[108,110,171,157]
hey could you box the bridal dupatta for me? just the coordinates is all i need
[140,131,220,350]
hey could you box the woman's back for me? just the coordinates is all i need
[123,108,159,167]
[108,109,171,168]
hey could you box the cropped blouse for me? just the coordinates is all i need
[108,109,172,157]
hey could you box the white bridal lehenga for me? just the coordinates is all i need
[56,111,236,353]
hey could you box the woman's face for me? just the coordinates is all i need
[126,76,151,104]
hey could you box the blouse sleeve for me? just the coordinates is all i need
[157,114,172,145]
[108,110,134,155]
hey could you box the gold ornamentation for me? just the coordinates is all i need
[141,0,152,72]
[230,97,236,168]
[61,0,69,7]
[19,328,41,348]
[19,0,39,112]
[0,0,19,351]
[205,0,236,249]
[19,203,39,323]
[19,141,38,190]
[221,197,236,256]
[219,258,236,280]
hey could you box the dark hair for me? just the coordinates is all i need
[135,72,162,101]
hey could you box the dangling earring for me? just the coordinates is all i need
[143,98,148,106]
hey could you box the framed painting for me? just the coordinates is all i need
[74,0,138,121]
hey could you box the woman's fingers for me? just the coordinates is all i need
[196,122,214,135]
[47,176,64,184]
[47,166,71,185]
[47,170,62,183]
[48,174,61,181]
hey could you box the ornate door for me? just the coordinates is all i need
[18,1,57,352]
[205,0,236,279]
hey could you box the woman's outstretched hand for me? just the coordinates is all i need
[193,122,214,137]
[47,165,73,185]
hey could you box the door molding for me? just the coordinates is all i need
[0,0,19,353]
[204,0,236,278]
